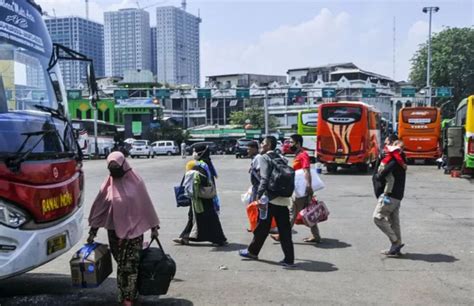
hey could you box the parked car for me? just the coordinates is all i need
[130,140,153,158]
[235,138,255,158]
[151,140,179,156]
[187,141,218,155]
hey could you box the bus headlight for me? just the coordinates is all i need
[0,199,29,228]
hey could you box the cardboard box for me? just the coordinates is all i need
[70,243,113,288]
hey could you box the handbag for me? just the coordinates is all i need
[173,176,191,207]
[297,197,330,227]
[198,182,216,199]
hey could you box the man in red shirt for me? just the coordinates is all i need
[272,134,321,243]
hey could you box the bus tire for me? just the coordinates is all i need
[327,164,337,173]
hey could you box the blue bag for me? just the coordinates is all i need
[174,176,191,207]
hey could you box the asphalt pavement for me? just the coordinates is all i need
[0,155,473,305]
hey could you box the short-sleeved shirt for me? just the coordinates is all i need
[293,149,311,170]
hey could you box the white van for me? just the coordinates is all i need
[151,141,179,156]
[130,140,153,158]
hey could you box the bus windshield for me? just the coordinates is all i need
[322,106,362,124]
[0,43,58,111]
[402,108,438,125]
[301,112,318,127]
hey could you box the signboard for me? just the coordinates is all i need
[236,88,250,99]
[322,88,336,98]
[362,88,376,98]
[114,89,129,100]
[132,121,142,135]
[401,87,416,97]
[197,89,211,99]
[155,89,170,99]
[67,90,82,100]
[436,87,452,97]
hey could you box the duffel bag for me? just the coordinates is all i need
[138,237,176,295]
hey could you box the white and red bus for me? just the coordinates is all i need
[0,0,96,279]
[72,119,117,158]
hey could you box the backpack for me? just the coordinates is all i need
[264,152,295,197]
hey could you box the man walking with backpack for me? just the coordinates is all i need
[271,134,321,243]
[239,136,295,267]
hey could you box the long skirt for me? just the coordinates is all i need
[108,230,143,302]
[180,198,227,244]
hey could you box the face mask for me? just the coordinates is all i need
[108,161,128,178]
[290,145,298,153]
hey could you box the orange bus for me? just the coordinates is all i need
[398,107,441,162]
[317,102,381,173]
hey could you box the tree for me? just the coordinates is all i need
[409,27,474,105]
[148,121,189,144]
[229,103,279,129]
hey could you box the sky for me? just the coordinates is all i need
[37,0,473,84]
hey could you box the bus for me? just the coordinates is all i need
[0,0,95,279]
[449,96,474,174]
[71,119,117,157]
[317,102,381,172]
[297,109,318,153]
[398,107,441,162]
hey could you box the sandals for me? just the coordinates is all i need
[172,238,189,245]
[270,234,280,242]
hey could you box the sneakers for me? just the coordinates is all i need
[382,243,405,256]
[279,260,296,268]
[238,249,258,260]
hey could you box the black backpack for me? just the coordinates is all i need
[264,152,295,197]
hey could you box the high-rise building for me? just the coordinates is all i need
[45,17,104,89]
[104,8,151,77]
[156,6,201,86]
[151,27,157,77]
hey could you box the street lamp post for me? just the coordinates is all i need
[423,6,439,107]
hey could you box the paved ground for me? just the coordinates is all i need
[1,155,473,305]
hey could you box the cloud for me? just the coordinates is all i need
[202,8,353,79]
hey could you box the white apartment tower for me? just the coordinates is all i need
[156,6,201,86]
[104,8,151,77]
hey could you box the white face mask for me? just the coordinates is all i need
[192,152,200,160]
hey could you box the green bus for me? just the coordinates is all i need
[297,109,318,153]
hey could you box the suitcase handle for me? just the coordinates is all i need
[147,237,166,253]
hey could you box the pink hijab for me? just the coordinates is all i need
[88,151,160,239]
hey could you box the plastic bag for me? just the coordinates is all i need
[294,168,325,198]
[241,186,253,206]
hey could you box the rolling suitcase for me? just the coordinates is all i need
[138,237,176,295]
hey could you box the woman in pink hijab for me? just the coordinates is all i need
[87,151,159,306]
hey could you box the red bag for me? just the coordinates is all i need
[297,198,329,227]
[246,201,277,232]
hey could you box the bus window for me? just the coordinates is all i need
[322,106,362,124]
[456,105,467,126]
[402,109,438,124]
[301,112,318,126]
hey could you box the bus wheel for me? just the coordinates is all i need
[327,164,337,173]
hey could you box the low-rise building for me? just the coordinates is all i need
[205,73,287,89]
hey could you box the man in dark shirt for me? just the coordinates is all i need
[372,140,407,256]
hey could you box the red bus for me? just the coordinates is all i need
[0,1,93,279]
[317,102,381,172]
[398,107,441,162]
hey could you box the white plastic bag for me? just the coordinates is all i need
[294,168,325,198]
[241,186,253,205]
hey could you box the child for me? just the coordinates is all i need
[378,140,406,204]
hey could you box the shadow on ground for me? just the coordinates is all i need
[211,243,248,252]
[0,273,193,306]
[396,253,459,263]
[293,238,352,249]
[241,258,338,272]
